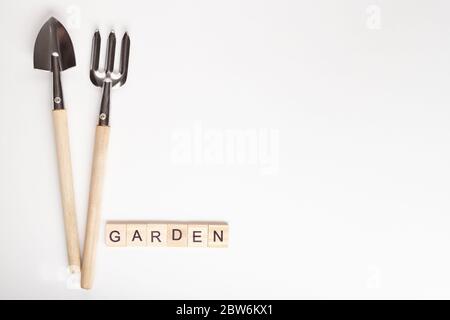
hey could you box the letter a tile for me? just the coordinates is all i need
[126,224,147,247]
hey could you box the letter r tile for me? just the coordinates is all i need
[147,224,168,247]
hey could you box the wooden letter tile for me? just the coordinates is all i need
[105,223,127,247]
[208,224,229,248]
[188,224,208,247]
[126,224,147,247]
[167,224,188,247]
[106,221,228,248]
[147,224,167,247]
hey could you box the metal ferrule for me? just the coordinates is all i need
[98,81,111,126]
[51,54,64,110]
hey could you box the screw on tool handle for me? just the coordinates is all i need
[51,53,64,110]
[98,82,111,126]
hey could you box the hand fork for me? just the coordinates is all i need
[81,30,130,289]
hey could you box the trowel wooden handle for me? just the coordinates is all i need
[81,125,110,289]
[52,109,81,273]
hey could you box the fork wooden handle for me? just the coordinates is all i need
[52,109,81,273]
[81,125,110,289]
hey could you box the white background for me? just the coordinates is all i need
[1,0,450,299]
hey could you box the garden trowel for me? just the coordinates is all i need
[33,17,80,273]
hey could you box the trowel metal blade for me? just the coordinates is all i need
[33,17,76,71]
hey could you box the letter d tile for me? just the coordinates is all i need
[167,224,188,247]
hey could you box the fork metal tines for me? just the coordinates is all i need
[90,30,130,126]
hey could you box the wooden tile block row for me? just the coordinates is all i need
[105,222,229,248]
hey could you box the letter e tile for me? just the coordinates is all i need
[188,224,208,247]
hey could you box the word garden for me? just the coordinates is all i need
[105,222,229,248]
